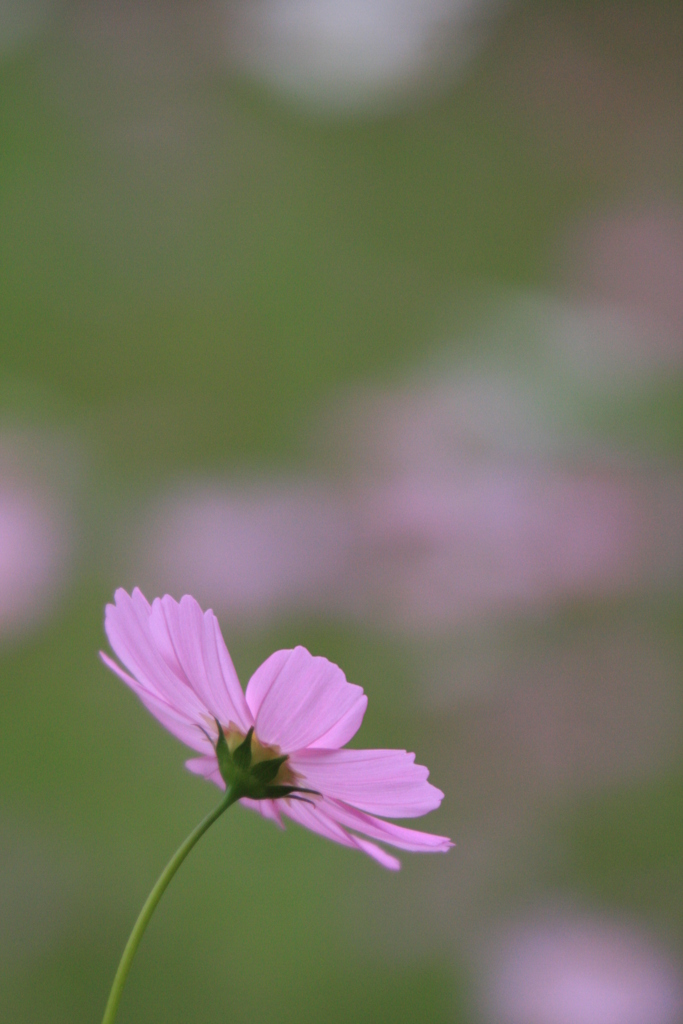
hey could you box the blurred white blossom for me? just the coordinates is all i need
[221,0,508,115]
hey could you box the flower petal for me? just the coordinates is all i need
[248,646,366,752]
[281,798,401,869]
[306,692,368,749]
[208,612,254,730]
[153,594,252,731]
[104,588,207,721]
[290,747,444,817]
[238,797,284,827]
[323,798,452,853]
[101,652,211,753]
[185,753,224,785]
[280,794,361,849]
[244,648,292,719]
[352,836,401,871]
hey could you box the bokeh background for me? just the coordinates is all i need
[1,2,682,1022]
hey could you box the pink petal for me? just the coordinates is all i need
[306,693,368,749]
[244,648,292,718]
[352,836,401,870]
[238,797,284,827]
[324,798,452,853]
[281,798,401,869]
[185,753,225,786]
[247,646,366,752]
[101,651,211,753]
[290,747,444,817]
[208,612,254,731]
[104,589,207,721]
[152,594,252,731]
[280,794,361,849]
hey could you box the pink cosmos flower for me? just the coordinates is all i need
[100,588,451,869]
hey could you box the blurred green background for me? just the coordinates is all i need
[1,2,682,1022]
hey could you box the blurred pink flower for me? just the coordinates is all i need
[133,481,350,622]
[482,914,683,1024]
[100,588,451,869]
[564,209,683,335]
[0,432,77,638]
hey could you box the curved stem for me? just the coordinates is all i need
[101,788,240,1024]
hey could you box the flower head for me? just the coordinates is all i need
[100,588,452,869]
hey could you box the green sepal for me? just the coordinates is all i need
[211,724,319,804]
[214,722,233,782]
[232,727,254,770]
[264,784,321,800]
[250,755,289,785]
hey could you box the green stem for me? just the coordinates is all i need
[101,788,240,1024]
